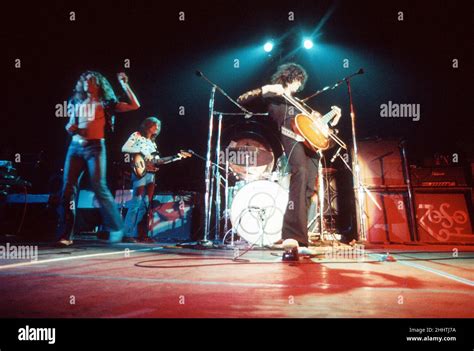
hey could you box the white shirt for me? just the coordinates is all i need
[122,131,157,157]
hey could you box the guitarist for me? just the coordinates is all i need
[237,63,319,249]
[121,117,161,243]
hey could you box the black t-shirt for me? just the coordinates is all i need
[237,89,296,130]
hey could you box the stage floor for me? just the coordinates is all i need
[0,239,473,318]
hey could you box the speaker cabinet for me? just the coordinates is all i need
[414,188,473,243]
[356,139,405,188]
[359,188,412,243]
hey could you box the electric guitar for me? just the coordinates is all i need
[291,106,342,151]
[131,150,192,178]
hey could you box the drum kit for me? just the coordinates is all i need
[223,125,290,247]
[223,130,338,247]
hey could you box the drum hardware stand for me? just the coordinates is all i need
[196,70,267,246]
[202,83,215,247]
[228,206,268,253]
[187,149,232,246]
[245,153,250,181]
[331,144,381,211]
[306,152,341,245]
[256,207,268,248]
[223,158,230,242]
[213,114,224,243]
[307,151,327,243]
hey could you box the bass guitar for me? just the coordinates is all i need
[131,150,192,178]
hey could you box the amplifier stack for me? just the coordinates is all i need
[354,139,473,244]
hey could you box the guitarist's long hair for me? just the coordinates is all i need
[139,117,161,141]
[271,63,308,92]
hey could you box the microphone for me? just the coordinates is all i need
[195,70,203,77]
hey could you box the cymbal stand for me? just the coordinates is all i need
[223,157,230,243]
[213,113,223,242]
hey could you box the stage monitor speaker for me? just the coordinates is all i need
[359,188,413,243]
[356,139,405,188]
[414,188,473,243]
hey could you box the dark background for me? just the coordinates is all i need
[3,0,472,195]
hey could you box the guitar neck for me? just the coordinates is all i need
[320,110,338,125]
[154,154,181,165]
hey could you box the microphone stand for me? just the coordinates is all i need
[346,75,368,241]
[196,71,267,245]
[301,68,364,103]
[202,85,216,246]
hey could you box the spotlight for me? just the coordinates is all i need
[303,39,314,49]
[263,41,274,52]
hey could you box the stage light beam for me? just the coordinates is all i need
[263,41,274,52]
[303,39,314,49]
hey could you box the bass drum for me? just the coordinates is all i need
[230,180,289,247]
[222,120,283,182]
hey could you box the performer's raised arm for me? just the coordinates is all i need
[114,72,141,112]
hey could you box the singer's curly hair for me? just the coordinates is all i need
[271,63,308,91]
[71,71,118,103]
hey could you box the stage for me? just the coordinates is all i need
[1,239,472,318]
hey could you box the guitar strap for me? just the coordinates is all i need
[281,126,305,142]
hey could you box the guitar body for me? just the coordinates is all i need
[292,114,330,151]
[131,151,192,179]
[131,153,148,179]
[291,106,341,152]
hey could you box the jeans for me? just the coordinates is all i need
[57,139,123,240]
[123,173,155,238]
